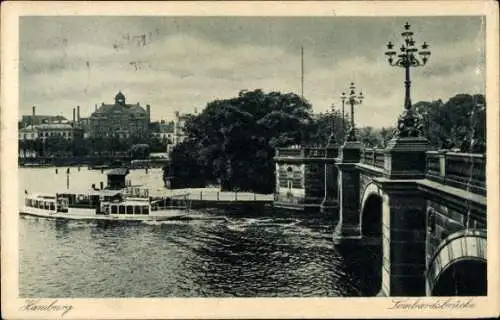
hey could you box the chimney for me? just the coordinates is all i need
[95,104,98,112]
[32,105,36,126]
[77,105,80,123]
[72,108,76,126]
[146,104,151,123]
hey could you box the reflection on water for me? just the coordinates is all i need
[18,167,380,297]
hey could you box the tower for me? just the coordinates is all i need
[115,91,126,105]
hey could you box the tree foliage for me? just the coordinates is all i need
[355,93,485,151]
[166,89,315,192]
[414,93,485,152]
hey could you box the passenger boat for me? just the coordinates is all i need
[20,168,191,221]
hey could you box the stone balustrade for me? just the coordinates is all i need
[425,151,486,196]
[274,193,305,205]
[360,148,385,169]
[275,148,303,158]
[275,146,326,159]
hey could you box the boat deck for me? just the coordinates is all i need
[19,208,189,221]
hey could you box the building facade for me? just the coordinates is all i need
[18,122,84,158]
[19,123,83,141]
[88,92,150,139]
[274,145,327,211]
[173,111,188,145]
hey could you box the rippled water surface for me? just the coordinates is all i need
[19,168,376,297]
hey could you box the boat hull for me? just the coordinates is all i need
[19,206,189,222]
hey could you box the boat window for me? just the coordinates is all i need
[126,206,133,214]
[50,203,55,211]
[44,201,49,209]
[142,206,149,215]
[134,206,141,214]
[119,206,125,214]
[25,199,29,206]
[111,205,117,214]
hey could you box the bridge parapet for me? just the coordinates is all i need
[275,147,303,158]
[360,148,385,169]
[275,146,326,160]
[425,151,485,196]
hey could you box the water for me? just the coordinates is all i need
[19,167,376,297]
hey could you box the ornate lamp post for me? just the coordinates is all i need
[327,103,337,145]
[385,21,431,138]
[340,91,347,142]
[345,82,364,142]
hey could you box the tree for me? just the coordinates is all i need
[129,144,150,160]
[414,93,485,152]
[167,89,313,193]
[165,139,207,188]
[302,110,349,146]
[357,126,394,148]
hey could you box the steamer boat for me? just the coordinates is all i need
[20,168,191,221]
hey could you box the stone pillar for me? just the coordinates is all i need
[333,141,361,242]
[380,186,427,296]
[384,137,429,179]
[303,147,326,209]
[378,134,429,296]
[320,139,339,216]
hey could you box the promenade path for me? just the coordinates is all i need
[150,187,274,202]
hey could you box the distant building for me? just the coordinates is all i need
[88,91,151,139]
[18,123,83,141]
[19,114,68,128]
[273,145,327,212]
[174,110,191,145]
[79,117,91,138]
[150,120,176,155]
[18,122,84,159]
[151,120,175,141]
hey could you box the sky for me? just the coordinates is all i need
[19,16,485,128]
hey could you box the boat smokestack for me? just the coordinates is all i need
[32,105,36,126]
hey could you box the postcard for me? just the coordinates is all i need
[1,1,499,319]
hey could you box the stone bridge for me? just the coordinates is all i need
[274,136,486,297]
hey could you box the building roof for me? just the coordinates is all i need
[20,123,75,131]
[91,92,148,118]
[91,104,147,117]
[21,115,68,122]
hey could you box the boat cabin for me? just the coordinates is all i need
[24,194,59,213]
[107,201,150,215]
[107,168,129,189]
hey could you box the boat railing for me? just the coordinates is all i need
[151,194,191,212]
[124,186,149,198]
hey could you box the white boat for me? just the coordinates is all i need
[20,168,191,222]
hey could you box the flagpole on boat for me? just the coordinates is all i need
[66,168,70,190]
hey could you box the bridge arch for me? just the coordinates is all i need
[427,229,487,296]
[359,182,383,237]
[354,182,384,295]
